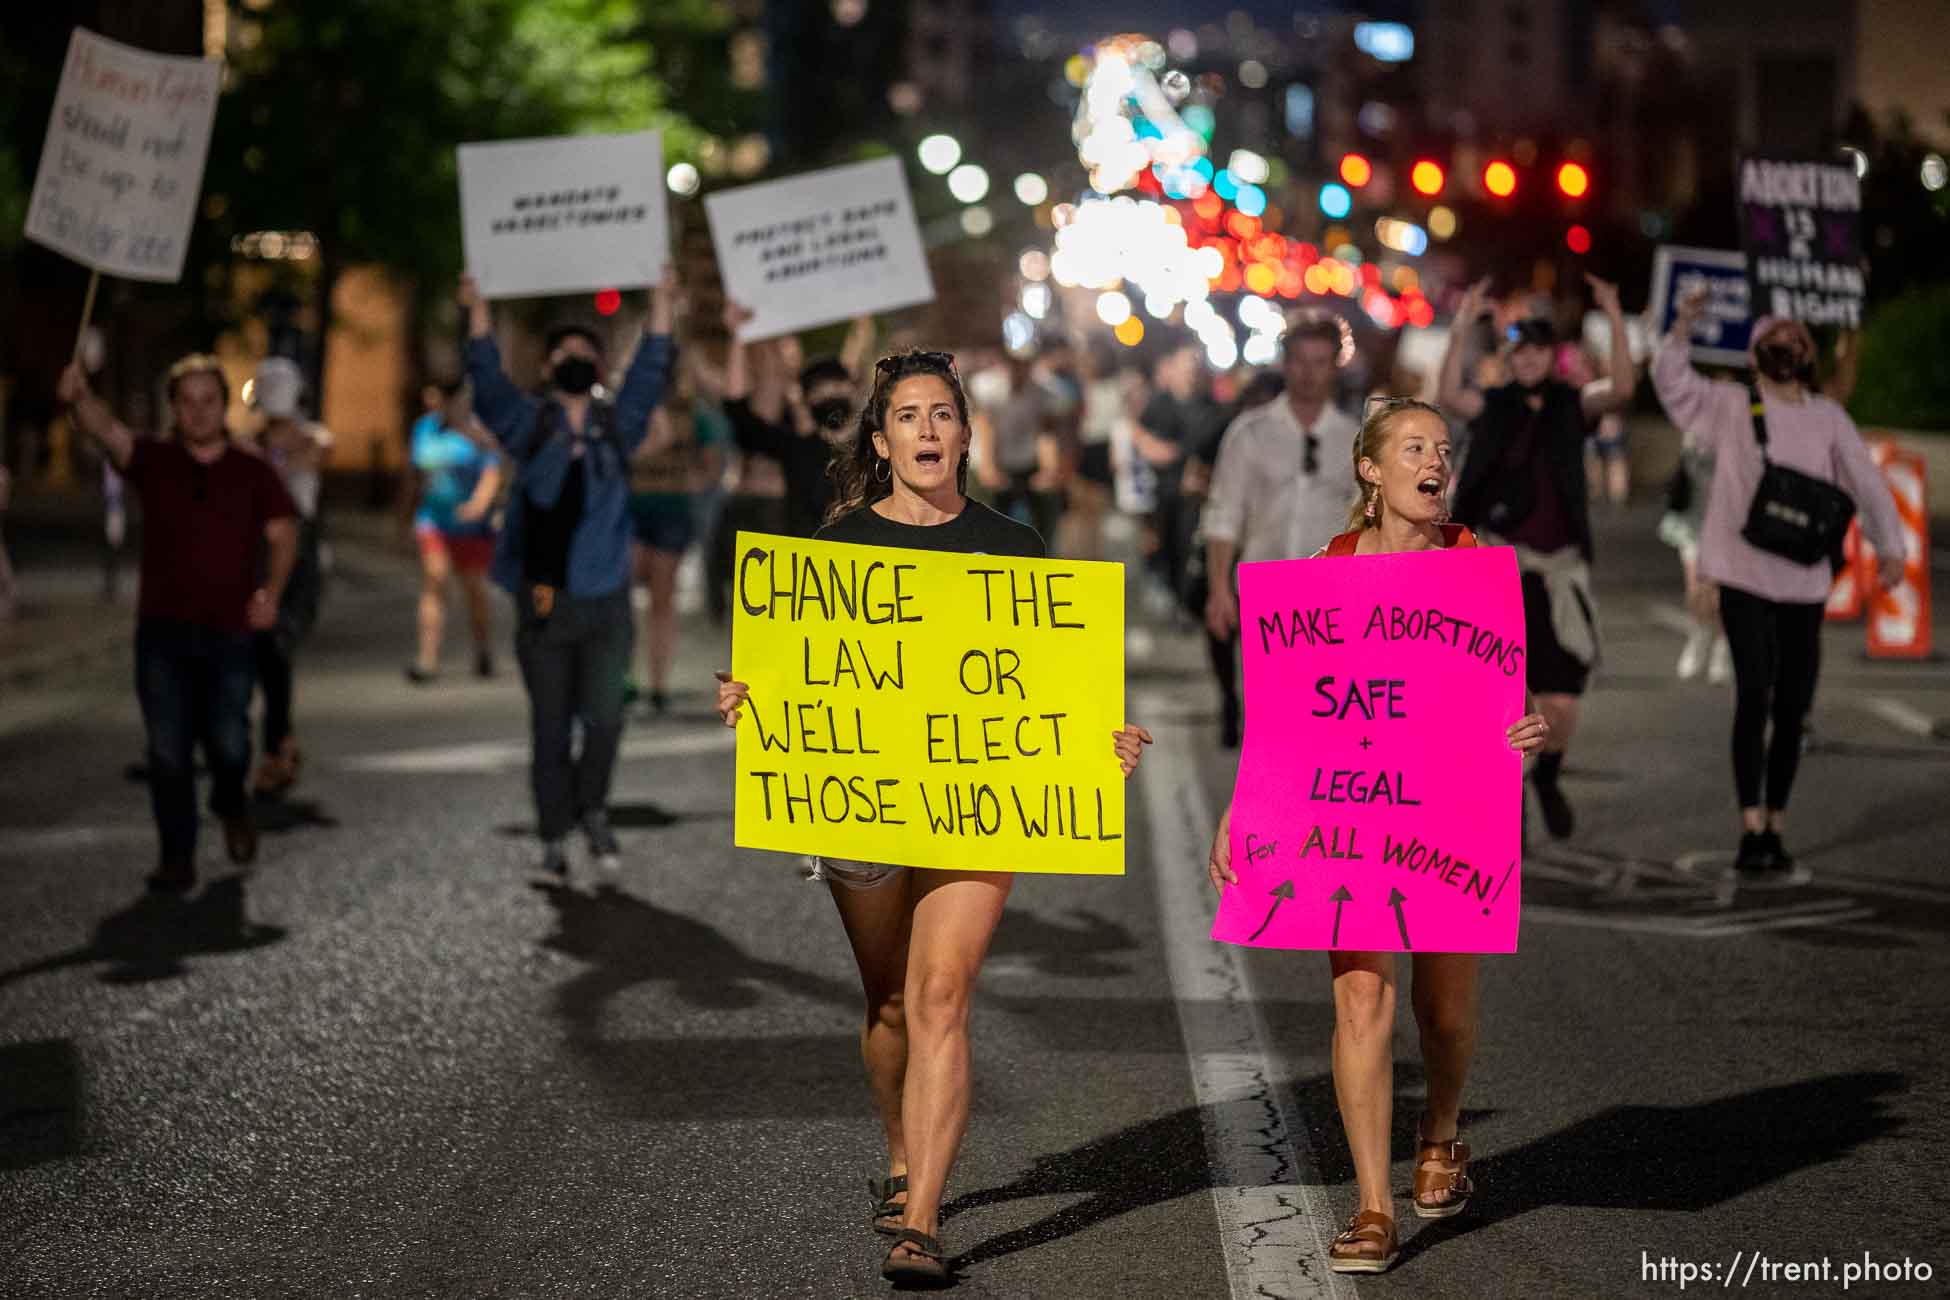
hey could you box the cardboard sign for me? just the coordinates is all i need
[1212,546,1526,953]
[1648,244,1753,368]
[705,158,934,341]
[730,532,1125,874]
[458,131,667,299]
[24,28,220,283]
[1738,157,1865,328]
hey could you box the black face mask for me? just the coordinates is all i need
[809,398,853,432]
[551,357,599,395]
[1754,342,1803,384]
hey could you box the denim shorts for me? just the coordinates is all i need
[805,856,907,891]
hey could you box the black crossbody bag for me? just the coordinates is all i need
[1740,384,1854,567]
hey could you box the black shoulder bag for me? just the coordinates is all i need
[1739,385,1854,567]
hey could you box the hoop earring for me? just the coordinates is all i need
[872,457,890,483]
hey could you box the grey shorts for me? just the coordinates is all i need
[805,856,907,892]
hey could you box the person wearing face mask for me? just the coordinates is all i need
[459,270,681,881]
[1652,291,1906,879]
[1207,398,1550,1273]
[1442,273,1634,843]
[718,301,872,539]
[1201,310,1361,747]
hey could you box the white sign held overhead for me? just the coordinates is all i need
[24,28,221,283]
[705,157,934,341]
[458,131,668,299]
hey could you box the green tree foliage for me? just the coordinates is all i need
[1851,285,1950,432]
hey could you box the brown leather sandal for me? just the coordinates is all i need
[1412,1136,1474,1219]
[1328,1210,1399,1273]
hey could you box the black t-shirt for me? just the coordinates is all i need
[1140,390,1222,494]
[725,397,835,538]
[815,499,1044,558]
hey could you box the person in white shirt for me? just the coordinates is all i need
[1201,311,1361,745]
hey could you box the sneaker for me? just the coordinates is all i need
[1706,636,1733,684]
[1734,831,1779,878]
[222,814,259,865]
[582,811,622,872]
[1758,829,1796,873]
[1676,630,1709,679]
[1530,776,1575,840]
[404,664,438,685]
[649,688,670,717]
[474,649,496,679]
[147,859,196,895]
[535,839,570,882]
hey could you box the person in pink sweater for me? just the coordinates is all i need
[1651,288,1905,878]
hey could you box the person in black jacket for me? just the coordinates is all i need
[1441,274,1634,840]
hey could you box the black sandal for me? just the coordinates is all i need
[881,1229,950,1288]
[868,1174,908,1236]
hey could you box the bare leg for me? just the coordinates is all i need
[1330,950,1398,1216]
[895,869,1013,1253]
[459,570,493,655]
[643,546,681,694]
[1409,953,1478,1140]
[827,875,916,1183]
[416,546,450,672]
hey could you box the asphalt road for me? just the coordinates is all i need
[3,507,1947,1299]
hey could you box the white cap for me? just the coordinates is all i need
[254,357,304,418]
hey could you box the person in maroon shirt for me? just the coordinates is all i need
[59,354,299,894]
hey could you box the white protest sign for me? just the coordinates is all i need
[706,157,934,341]
[24,28,220,283]
[458,131,668,299]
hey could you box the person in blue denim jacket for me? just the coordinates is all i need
[458,269,681,880]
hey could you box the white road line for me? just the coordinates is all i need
[1645,601,1697,638]
[0,824,152,855]
[340,728,734,773]
[1861,696,1938,738]
[1137,691,1353,1300]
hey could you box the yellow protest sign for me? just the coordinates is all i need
[730,531,1126,874]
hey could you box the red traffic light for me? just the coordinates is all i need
[1409,160,1445,196]
[1339,153,1373,187]
[1565,224,1592,254]
[1483,160,1517,198]
[594,288,622,316]
[1556,162,1590,198]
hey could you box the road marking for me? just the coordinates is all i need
[0,823,152,855]
[1137,691,1352,1300]
[1861,696,1938,738]
[1646,601,1697,638]
[1526,899,1875,938]
[341,728,734,773]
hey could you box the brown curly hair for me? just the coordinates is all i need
[825,349,971,523]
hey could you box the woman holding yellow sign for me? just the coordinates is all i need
[1207,397,1550,1274]
[716,348,1153,1288]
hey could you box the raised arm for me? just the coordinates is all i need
[1580,274,1636,419]
[838,313,877,378]
[1648,286,1737,454]
[609,267,683,454]
[457,274,542,457]
[1437,277,1491,422]
[56,363,136,471]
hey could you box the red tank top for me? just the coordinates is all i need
[1324,523,1476,557]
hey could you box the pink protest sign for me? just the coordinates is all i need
[1211,545,1527,953]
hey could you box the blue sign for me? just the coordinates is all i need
[1647,245,1752,367]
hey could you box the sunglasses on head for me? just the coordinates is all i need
[875,350,957,375]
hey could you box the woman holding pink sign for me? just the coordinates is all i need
[715,348,1154,1289]
[1207,397,1550,1274]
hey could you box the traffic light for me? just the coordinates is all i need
[1483,161,1517,198]
[1565,224,1592,254]
[1556,162,1589,198]
[1339,153,1373,187]
[594,288,622,316]
[1409,160,1445,196]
